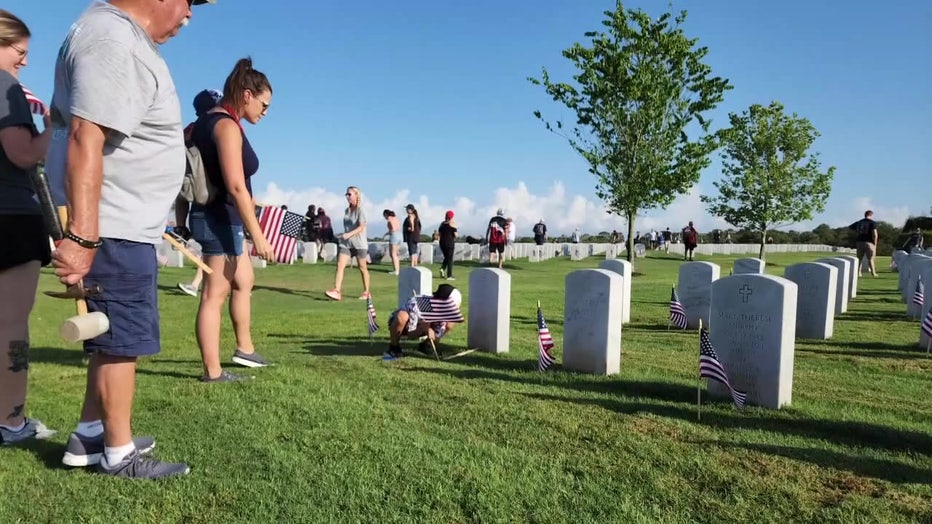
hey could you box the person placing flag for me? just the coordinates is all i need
[384,284,464,360]
[669,287,688,330]
[537,301,556,372]
[698,327,747,410]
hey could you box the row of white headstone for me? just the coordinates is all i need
[890,248,932,348]
[394,254,865,412]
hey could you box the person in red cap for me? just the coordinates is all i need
[438,210,458,279]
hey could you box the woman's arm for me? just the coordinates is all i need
[0,114,51,169]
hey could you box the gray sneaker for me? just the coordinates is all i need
[232,349,269,368]
[97,449,189,479]
[62,433,156,467]
[0,418,56,445]
[199,370,248,383]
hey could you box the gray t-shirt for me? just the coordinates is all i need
[45,2,184,244]
[342,206,368,250]
[0,71,40,215]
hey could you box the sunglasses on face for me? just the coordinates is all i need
[345,193,353,197]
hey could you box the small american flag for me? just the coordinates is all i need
[890,258,898,270]
[537,303,556,372]
[669,287,687,329]
[921,308,932,340]
[412,295,464,324]
[20,85,46,116]
[913,277,924,307]
[699,328,747,409]
[252,206,304,264]
[366,296,379,337]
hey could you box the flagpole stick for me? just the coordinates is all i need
[697,318,703,421]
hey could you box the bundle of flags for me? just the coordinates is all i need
[921,307,932,345]
[699,327,747,409]
[366,296,379,337]
[251,206,305,264]
[669,287,688,329]
[537,302,556,372]
[20,84,46,116]
[913,277,924,308]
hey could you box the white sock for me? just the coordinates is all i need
[0,421,26,432]
[103,442,136,467]
[76,420,103,438]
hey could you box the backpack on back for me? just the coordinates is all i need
[178,143,219,206]
[489,222,506,244]
[685,228,697,244]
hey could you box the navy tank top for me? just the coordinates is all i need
[190,111,259,226]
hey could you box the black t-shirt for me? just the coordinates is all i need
[439,221,457,247]
[533,222,547,237]
[849,218,877,242]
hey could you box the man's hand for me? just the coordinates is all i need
[52,239,97,285]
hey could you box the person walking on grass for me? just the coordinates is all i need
[174,88,222,297]
[438,210,458,280]
[403,203,422,266]
[189,57,276,384]
[383,209,401,275]
[849,209,878,276]
[47,0,218,479]
[0,9,56,446]
[325,186,371,300]
[682,221,699,261]
[486,208,508,269]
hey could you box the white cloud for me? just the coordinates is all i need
[254,182,918,237]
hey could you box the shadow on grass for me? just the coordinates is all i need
[709,441,930,484]
[303,338,391,357]
[626,323,692,333]
[839,311,912,322]
[798,348,928,360]
[803,339,916,353]
[15,438,68,471]
[523,392,932,458]
[253,285,315,297]
[28,347,86,368]
[855,289,902,297]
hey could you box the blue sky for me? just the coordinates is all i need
[9,0,931,237]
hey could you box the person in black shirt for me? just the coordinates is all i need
[486,209,508,268]
[533,219,547,245]
[903,228,924,253]
[848,209,878,276]
[438,210,458,279]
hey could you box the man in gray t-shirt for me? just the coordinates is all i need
[49,0,216,480]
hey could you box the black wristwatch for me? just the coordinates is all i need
[65,230,103,249]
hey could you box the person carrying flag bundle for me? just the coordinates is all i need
[384,284,464,361]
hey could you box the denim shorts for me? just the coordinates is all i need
[83,239,160,357]
[190,210,245,256]
[389,232,402,246]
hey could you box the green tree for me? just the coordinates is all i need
[529,2,730,263]
[702,102,835,259]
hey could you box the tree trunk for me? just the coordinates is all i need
[626,211,636,264]
[759,228,767,260]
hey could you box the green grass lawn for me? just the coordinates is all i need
[3,251,930,523]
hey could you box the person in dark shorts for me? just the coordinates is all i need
[45,0,217,479]
[403,203,422,266]
[849,210,878,276]
[0,9,55,446]
[486,208,508,269]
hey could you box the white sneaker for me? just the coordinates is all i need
[177,283,198,297]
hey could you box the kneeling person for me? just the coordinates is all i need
[385,284,464,360]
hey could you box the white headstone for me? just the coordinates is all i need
[570,244,585,261]
[529,245,542,263]
[710,274,797,409]
[784,262,837,339]
[836,255,859,299]
[907,259,932,318]
[816,258,850,314]
[321,243,338,262]
[398,267,432,309]
[302,242,318,264]
[733,258,765,275]
[467,269,511,353]
[563,269,623,375]
[418,243,434,265]
[598,259,632,324]
[677,262,721,328]
[891,250,907,273]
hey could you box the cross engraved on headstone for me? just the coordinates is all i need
[739,284,753,303]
